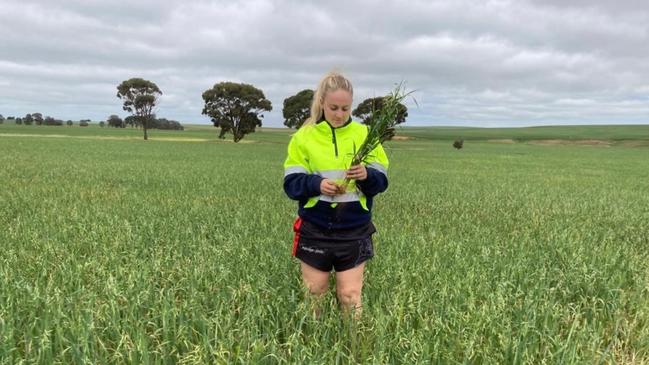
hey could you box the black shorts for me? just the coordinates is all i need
[292,218,375,272]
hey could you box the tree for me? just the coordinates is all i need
[23,113,33,125]
[0,114,4,124]
[453,139,464,149]
[44,116,63,126]
[99,121,105,127]
[79,119,90,127]
[16,118,23,125]
[107,114,124,128]
[116,78,162,140]
[283,89,313,129]
[32,113,43,125]
[66,120,73,126]
[202,82,272,142]
[153,118,184,130]
[352,96,408,137]
[124,115,139,128]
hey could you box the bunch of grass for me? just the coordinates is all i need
[338,83,411,193]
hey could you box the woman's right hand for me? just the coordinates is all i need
[320,179,340,196]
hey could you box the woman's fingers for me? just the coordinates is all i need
[346,165,367,181]
[321,179,339,195]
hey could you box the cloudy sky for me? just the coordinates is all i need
[1,0,648,127]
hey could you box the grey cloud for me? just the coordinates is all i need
[1,0,648,126]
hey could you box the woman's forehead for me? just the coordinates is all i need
[324,89,352,105]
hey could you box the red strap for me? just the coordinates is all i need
[292,217,303,256]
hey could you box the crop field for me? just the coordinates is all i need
[1,123,648,364]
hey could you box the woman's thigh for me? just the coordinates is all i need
[300,261,330,294]
[335,262,366,296]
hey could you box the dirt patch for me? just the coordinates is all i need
[488,139,516,144]
[385,147,426,151]
[392,135,412,141]
[573,139,612,146]
[210,138,256,144]
[151,137,211,142]
[528,139,612,147]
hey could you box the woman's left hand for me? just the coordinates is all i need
[346,164,367,181]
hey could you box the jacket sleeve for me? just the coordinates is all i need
[356,142,389,197]
[283,132,323,201]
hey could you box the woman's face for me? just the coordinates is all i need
[322,89,352,127]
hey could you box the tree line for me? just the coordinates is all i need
[105,115,184,131]
[0,113,183,130]
[0,113,77,126]
[117,77,408,142]
[1,78,408,143]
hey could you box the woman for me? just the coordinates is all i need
[283,71,389,315]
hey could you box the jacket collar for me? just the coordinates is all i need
[316,116,353,130]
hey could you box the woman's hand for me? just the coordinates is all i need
[320,179,340,196]
[346,164,367,181]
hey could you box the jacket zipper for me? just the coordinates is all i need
[331,126,339,158]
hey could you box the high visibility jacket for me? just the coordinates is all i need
[283,119,389,230]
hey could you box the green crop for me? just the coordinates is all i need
[1,124,648,364]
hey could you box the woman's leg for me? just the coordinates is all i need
[300,262,330,317]
[301,261,330,295]
[335,262,366,315]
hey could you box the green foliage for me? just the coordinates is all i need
[15,117,22,125]
[113,114,183,130]
[107,114,124,128]
[350,85,410,167]
[352,96,408,129]
[23,113,33,125]
[341,86,411,191]
[201,82,272,142]
[153,118,184,130]
[43,116,63,126]
[283,89,314,129]
[116,78,162,140]
[32,112,43,125]
[1,125,649,363]
[66,120,73,126]
[124,115,139,128]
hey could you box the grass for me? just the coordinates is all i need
[1,123,648,363]
[398,124,649,143]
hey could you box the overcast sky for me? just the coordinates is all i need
[1,0,648,127]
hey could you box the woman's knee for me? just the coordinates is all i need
[306,281,329,295]
[336,286,361,305]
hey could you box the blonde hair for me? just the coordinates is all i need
[304,71,353,126]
